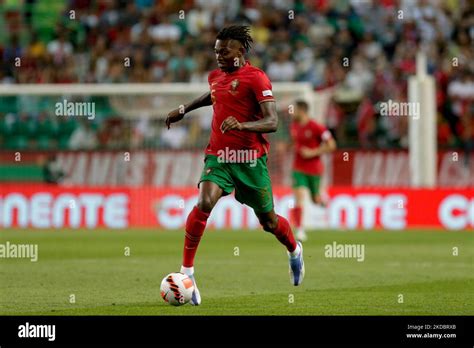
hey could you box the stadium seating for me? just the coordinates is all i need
[0,1,472,151]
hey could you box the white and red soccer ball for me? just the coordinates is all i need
[160,272,194,306]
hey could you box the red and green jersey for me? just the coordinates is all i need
[291,119,332,175]
[206,61,275,159]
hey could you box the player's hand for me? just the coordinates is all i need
[220,116,243,133]
[300,146,318,159]
[165,108,185,129]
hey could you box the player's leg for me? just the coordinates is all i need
[230,155,298,254]
[256,209,297,253]
[311,193,325,206]
[182,180,223,270]
[292,187,307,242]
[256,210,304,286]
[308,175,326,207]
[231,155,304,285]
[181,181,223,305]
[291,171,309,241]
[181,155,234,305]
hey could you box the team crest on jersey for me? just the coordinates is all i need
[229,79,239,95]
[305,130,312,138]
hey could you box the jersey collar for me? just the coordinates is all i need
[225,60,250,75]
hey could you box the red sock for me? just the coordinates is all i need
[290,207,302,228]
[272,215,297,253]
[182,206,210,267]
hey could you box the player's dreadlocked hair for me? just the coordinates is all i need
[216,25,253,53]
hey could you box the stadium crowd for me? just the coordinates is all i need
[0,0,473,151]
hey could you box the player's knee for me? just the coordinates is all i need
[260,217,278,233]
[197,195,215,213]
[312,194,321,205]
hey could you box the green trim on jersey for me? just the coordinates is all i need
[199,155,274,214]
[292,171,321,197]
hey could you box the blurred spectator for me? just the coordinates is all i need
[98,117,128,149]
[43,153,65,184]
[267,47,296,82]
[187,4,213,37]
[344,55,374,94]
[68,120,98,150]
[160,125,188,149]
[150,16,181,42]
[2,35,22,67]
[26,32,47,59]
[47,32,73,66]
[166,46,196,81]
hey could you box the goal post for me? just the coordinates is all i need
[0,82,317,120]
[408,51,437,187]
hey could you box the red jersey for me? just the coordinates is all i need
[291,119,332,175]
[206,61,275,159]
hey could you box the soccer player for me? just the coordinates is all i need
[289,100,336,242]
[165,25,304,305]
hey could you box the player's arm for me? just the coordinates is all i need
[315,137,337,155]
[300,132,337,158]
[165,92,211,129]
[220,101,278,133]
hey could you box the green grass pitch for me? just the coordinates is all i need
[0,228,472,315]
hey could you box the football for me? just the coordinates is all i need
[160,273,194,306]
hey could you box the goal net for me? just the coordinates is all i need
[0,82,320,188]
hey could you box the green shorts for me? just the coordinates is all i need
[199,154,274,214]
[292,171,321,197]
